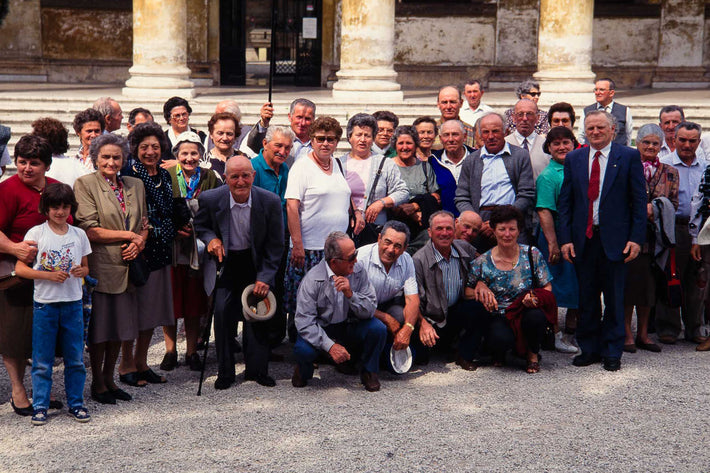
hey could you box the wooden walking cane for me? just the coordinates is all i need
[197,263,224,396]
[268,0,277,103]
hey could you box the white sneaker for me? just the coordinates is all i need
[555,332,578,353]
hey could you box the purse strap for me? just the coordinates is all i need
[421,161,431,194]
[528,245,540,288]
[670,247,678,279]
[365,156,387,208]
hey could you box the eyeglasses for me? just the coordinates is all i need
[335,250,358,263]
[313,135,338,144]
[593,88,609,93]
[524,91,541,97]
[171,112,189,119]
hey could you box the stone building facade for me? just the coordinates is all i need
[0,0,708,99]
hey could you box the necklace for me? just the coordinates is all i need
[313,154,332,172]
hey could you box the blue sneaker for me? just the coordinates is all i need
[31,409,48,426]
[68,407,91,423]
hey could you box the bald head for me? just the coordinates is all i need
[455,210,482,244]
[513,99,538,137]
[437,86,463,122]
[225,155,255,203]
[215,100,242,122]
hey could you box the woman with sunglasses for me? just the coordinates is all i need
[283,117,364,333]
[504,79,550,136]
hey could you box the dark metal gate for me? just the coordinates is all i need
[270,0,322,86]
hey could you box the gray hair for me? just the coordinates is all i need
[89,133,129,167]
[381,220,411,247]
[659,105,684,121]
[584,109,617,131]
[265,125,296,143]
[324,231,351,261]
[440,119,465,135]
[636,124,664,143]
[476,112,506,133]
[93,96,115,117]
[391,125,420,149]
[216,100,242,122]
[346,113,377,139]
[515,79,540,99]
[289,98,316,115]
[428,210,455,228]
[676,121,703,137]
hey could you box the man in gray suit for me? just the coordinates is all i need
[194,156,284,390]
[292,232,386,392]
[455,112,535,250]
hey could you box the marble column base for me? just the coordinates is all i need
[332,68,404,103]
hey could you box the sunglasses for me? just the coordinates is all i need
[525,91,541,97]
[313,135,338,144]
[335,250,358,262]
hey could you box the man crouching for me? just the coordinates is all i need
[292,231,386,391]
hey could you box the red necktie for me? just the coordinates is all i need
[586,151,601,238]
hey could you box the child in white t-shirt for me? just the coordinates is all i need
[15,183,92,426]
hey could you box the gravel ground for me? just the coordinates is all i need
[1,329,709,473]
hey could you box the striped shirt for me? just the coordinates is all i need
[358,243,418,304]
[432,244,462,308]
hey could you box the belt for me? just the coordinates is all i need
[479,205,500,212]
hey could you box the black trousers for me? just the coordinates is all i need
[213,250,271,380]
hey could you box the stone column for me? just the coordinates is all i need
[332,0,403,103]
[122,0,195,99]
[533,0,596,103]
[653,0,707,88]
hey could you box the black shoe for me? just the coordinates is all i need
[160,351,179,371]
[360,371,381,392]
[10,398,33,416]
[186,353,202,371]
[49,399,63,410]
[334,360,358,375]
[603,357,621,371]
[291,365,307,388]
[214,376,234,390]
[572,352,601,367]
[244,372,276,387]
[108,387,132,401]
[91,388,116,405]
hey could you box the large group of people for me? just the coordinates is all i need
[2,78,710,426]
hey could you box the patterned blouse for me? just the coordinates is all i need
[468,244,552,312]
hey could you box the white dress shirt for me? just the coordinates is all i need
[228,191,252,251]
[439,150,468,183]
[588,142,612,225]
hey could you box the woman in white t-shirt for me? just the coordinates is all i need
[283,116,363,317]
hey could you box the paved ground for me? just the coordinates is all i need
[1,326,709,473]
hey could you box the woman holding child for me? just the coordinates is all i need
[0,135,63,416]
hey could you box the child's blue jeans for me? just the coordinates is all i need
[31,300,86,411]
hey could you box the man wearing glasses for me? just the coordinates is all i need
[582,78,633,146]
[505,99,551,179]
[291,231,385,392]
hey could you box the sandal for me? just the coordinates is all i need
[526,360,540,374]
[137,368,167,384]
[119,371,147,387]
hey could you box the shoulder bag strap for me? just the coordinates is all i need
[422,161,430,194]
[365,156,387,208]
[336,158,357,222]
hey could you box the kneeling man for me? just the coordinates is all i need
[358,221,420,362]
[292,231,386,391]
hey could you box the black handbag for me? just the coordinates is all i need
[128,254,150,287]
[529,245,555,350]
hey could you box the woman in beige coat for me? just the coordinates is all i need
[73,134,148,405]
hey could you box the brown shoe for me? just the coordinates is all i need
[455,356,478,371]
[360,371,380,392]
[697,338,710,352]
[291,365,307,388]
[688,336,709,344]
[658,336,677,345]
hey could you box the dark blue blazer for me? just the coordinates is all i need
[557,143,646,262]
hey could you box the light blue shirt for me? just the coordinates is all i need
[660,151,706,218]
[432,244,462,309]
[358,243,418,304]
[480,143,516,207]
